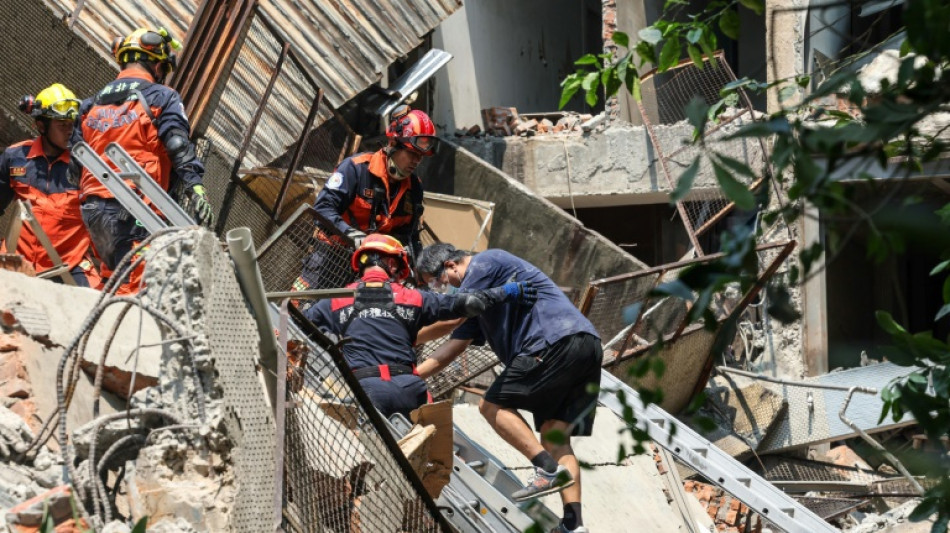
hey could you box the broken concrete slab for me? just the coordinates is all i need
[124,446,235,531]
[0,326,124,447]
[0,270,163,401]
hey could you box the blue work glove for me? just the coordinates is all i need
[502,281,537,306]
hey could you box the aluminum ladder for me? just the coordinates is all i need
[599,370,836,533]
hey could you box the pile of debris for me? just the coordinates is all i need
[455,106,602,138]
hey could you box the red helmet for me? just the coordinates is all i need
[351,234,411,281]
[386,106,437,156]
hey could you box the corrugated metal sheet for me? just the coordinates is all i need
[44,0,462,106]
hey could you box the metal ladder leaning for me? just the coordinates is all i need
[599,370,836,533]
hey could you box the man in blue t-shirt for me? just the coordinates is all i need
[415,244,603,533]
[304,234,536,420]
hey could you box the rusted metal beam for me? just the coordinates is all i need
[273,88,324,220]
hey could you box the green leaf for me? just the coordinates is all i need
[687,44,704,69]
[631,76,642,101]
[574,53,599,66]
[899,38,911,57]
[132,517,149,533]
[714,153,757,180]
[686,28,703,44]
[875,311,907,336]
[581,71,600,91]
[738,0,764,15]
[559,75,582,109]
[767,285,801,324]
[908,497,939,521]
[778,84,796,103]
[725,117,791,139]
[638,26,663,45]
[931,259,950,276]
[671,158,701,202]
[719,9,740,40]
[935,304,950,322]
[699,29,718,68]
[652,279,696,302]
[713,160,756,210]
[635,41,657,66]
[685,96,709,131]
[658,38,682,71]
[612,31,630,48]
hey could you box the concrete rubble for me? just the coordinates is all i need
[0,220,941,533]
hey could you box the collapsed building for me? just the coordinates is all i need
[0,0,947,532]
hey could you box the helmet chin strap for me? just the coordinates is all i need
[37,120,67,155]
[387,154,411,179]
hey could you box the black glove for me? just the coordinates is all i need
[346,228,367,247]
[180,184,214,227]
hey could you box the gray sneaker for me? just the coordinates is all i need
[511,465,574,502]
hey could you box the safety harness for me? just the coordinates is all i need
[343,281,425,391]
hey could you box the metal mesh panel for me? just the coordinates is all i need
[637,52,771,255]
[582,242,794,356]
[611,325,719,416]
[419,341,500,400]
[192,7,357,253]
[282,313,449,533]
[793,497,866,520]
[761,456,895,485]
[256,209,356,295]
[581,242,795,413]
[207,232,280,532]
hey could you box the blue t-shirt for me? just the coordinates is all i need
[450,249,599,365]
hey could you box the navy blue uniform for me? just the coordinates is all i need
[0,139,97,286]
[451,249,603,435]
[297,151,424,294]
[305,270,472,418]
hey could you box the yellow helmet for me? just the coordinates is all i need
[112,27,181,69]
[18,83,80,120]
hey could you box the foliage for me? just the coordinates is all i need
[562,0,950,529]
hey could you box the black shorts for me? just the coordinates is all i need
[484,333,603,436]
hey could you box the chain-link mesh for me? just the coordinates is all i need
[419,341,500,400]
[192,9,357,247]
[637,52,771,255]
[579,242,795,412]
[761,456,896,485]
[581,241,795,356]
[282,309,449,533]
[793,496,866,520]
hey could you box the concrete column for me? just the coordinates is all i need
[801,204,828,376]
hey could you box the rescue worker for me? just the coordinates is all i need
[303,234,536,419]
[416,243,604,533]
[293,106,435,296]
[0,83,99,287]
[72,27,213,294]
